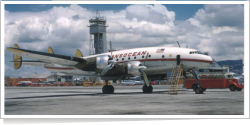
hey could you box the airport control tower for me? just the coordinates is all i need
[88,10,108,55]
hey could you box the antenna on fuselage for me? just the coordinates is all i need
[177,41,180,48]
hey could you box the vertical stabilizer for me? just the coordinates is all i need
[76,49,83,57]
[13,44,22,69]
[48,46,54,54]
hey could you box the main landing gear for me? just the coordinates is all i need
[142,84,153,93]
[102,80,114,94]
[189,70,203,94]
[142,71,153,93]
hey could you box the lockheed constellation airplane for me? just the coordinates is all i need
[7,44,213,94]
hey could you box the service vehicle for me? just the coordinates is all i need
[184,72,244,91]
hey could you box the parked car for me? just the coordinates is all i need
[150,80,157,85]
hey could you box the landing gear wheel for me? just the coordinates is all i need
[108,85,114,94]
[195,87,203,94]
[102,85,109,94]
[229,85,236,91]
[192,85,197,92]
[202,88,207,92]
[142,85,153,93]
[102,85,114,94]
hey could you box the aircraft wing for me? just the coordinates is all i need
[7,47,87,66]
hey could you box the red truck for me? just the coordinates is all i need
[184,72,244,91]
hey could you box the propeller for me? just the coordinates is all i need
[100,41,125,76]
[141,52,149,87]
[144,52,149,66]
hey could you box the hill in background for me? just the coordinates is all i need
[217,59,243,76]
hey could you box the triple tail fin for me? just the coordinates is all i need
[13,44,22,69]
[48,46,54,54]
[76,49,83,57]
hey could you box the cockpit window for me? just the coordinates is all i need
[189,51,205,55]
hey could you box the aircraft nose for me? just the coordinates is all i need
[209,56,214,64]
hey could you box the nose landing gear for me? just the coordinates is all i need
[189,70,203,94]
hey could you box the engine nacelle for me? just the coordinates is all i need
[126,61,145,76]
[96,55,110,70]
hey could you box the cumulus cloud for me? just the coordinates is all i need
[4,4,244,77]
[194,4,244,27]
[125,4,175,24]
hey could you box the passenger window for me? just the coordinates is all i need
[142,56,144,58]
[122,58,124,61]
[134,57,136,59]
[162,55,165,58]
[128,57,130,60]
[116,59,119,61]
[149,55,151,58]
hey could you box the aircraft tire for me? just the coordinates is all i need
[102,85,114,94]
[195,87,203,94]
[142,85,153,93]
[202,88,206,92]
[108,85,114,94]
[102,85,109,94]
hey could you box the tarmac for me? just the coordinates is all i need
[4,85,244,116]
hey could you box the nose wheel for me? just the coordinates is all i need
[195,87,203,94]
[189,70,203,94]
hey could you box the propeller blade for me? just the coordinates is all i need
[101,63,114,76]
[144,52,149,66]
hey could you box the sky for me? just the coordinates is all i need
[4,4,244,77]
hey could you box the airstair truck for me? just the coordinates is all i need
[184,72,244,91]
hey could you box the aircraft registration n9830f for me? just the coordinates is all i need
[7,44,213,94]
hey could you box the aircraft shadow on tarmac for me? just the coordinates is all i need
[6,90,171,100]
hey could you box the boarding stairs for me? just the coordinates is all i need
[168,63,185,95]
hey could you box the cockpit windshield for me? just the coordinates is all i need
[189,51,202,54]
[189,51,208,55]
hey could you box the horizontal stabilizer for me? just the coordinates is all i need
[11,60,48,66]
[7,47,87,66]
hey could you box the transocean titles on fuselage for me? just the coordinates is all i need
[111,51,147,59]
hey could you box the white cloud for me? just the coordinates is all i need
[125,4,175,24]
[212,26,238,34]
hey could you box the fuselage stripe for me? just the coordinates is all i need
[117,58,213,64]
